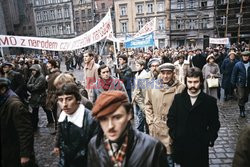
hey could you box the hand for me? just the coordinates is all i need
[52,147,60,156]
[20,157,30,165]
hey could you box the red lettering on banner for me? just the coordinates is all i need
[0,37,9,45]
[21,39,26,46]
[28,39,58,49]
[9,37,17,45]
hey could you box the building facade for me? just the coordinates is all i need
[33,0,75,38]
[170,0,215,49]
[114,0,170,49]
[215,0,250,43]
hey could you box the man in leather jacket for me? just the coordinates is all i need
[56,83,97,167]
[88,91,167,167]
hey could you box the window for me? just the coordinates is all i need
[75,11,79,18]
[64,8,70,18]
[81,10,85,18]
[218,0,227,5]
[43,11,48,21]
[58,25,63,34]
[201,1,207,8]
[137,4,143,14]
[66,24,71,34]
[52,26,57,35]
[28,26,32,30]
[200,18,208,29]
[189,0,194,9]
[221,16,227,25]
[23,26,26,30]
[158,19,165,30]
[36,12,41,21]
[45,27,50,36]
[57,9,62,18]
[121,22,127,33]
[147,3,153,13]
[137,19,143,31]
[38,27,43,36]
[87,9,91,16]
[48,0,53,4]
[35,0,39,6]
[76,23,80,32]
[157,2,164,12]
[176,19,181,30]
[50,10,55,19]
[101,3,105,9]
[177,0,184,10]
[120,6,127,16]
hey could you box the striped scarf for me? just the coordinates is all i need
[104,135,128,167]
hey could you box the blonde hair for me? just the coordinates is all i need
[54,73,75,89]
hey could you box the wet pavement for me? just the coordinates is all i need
[34,65,250,167]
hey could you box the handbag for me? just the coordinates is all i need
[207,77,219,88]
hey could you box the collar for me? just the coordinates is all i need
[85,59,95,69]
[58,104,85,128]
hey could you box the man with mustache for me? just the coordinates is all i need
[88,91,167,167]
[167,67,220,167]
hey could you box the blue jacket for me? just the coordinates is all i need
[231,61,250,87]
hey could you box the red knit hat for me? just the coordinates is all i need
[92,91,129,119]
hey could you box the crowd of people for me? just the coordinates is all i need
[0,42,249,167]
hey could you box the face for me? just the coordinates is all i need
[179,57,184,64]
[135,63,144,72]
[2,65,11,73]
[150,62,160,77]
[242,55,249,62]
[119,58,126,65]
[100,67,110,80]
[47,63,52,70]
[99,105,132,141]
[31,70,37,76]
[186,77,201,94]
[57,94,79,115]
[208,57,215,63]
[160,70,174,84]
[229,54,235,60]
[84,54,92,63]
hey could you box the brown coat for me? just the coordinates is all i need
[83,60,99,102]
[145,80,185,154]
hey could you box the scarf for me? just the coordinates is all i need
[104,134,128,167]
[100,77,113,91]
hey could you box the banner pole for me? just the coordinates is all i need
[100,37,107,55]
[0,47,5,61]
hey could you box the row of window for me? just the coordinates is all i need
[36,8,70,22]
[220,14,243,25]
[37,24,71,36]
[120,19,165,33]
[120,2,164,16]
[174,18,211,30]
[74,8,92,18]
[34,0,69,6]
[174,0,210,9]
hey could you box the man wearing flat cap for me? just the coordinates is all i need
[145,63,185,166]
[88,91,167,167]
[231,51,250,117]
[0,78,36,167]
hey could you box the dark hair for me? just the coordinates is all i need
[119,55,128,63]
[98,64,111,76]
[56,83,81,101]
[123,102,133,116]
[48,59,58,68]
[185,67,204,89]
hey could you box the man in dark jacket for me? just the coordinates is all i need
[117,55,133,101]
[231,51,250,117]
[167,67,220,167]
[88,91,167,167]
[0,78,36,167]
[27,64,54,131]
[56,83,97,167]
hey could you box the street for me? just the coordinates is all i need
[33,64,250,167]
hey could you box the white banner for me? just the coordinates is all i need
[0,11,112,51]
[209,38,230,45]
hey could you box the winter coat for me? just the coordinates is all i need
[144,79,185,154]
[233,124,250,167]
[88,124,167,167]
[174,60,189,84]
[192,53,206,70]
[231,61,250,88]
[1,93,34,167]
[202,63,221,94]
[118,64,133,90]
[58,108,97,167]
[167,90,220,167]
[221,58,238,89]
[46,68,61,111]
[27,72,47,108]
[92,77,127,103]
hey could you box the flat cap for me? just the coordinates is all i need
[0,78,11,87]
[148,58,161,67]
[92,91,129,119]
[2,62,14,67]
[159,63,175,71]
[241,51,250,56]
